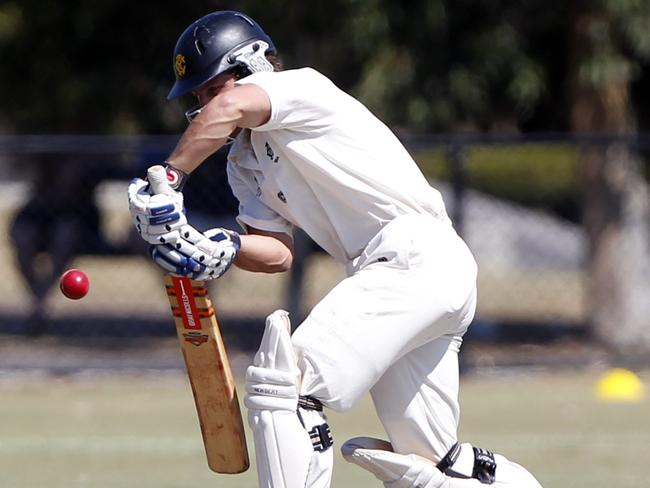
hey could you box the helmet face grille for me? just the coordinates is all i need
[167,10,275,99]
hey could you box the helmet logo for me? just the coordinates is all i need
[175,54,187,78]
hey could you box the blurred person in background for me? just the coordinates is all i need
[11,155,133,335]
[128,10,543,488]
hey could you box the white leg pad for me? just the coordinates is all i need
[245,310,333,488]
[341,437,543,488]
[342,437,447,488]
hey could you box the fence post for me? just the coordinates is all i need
[449,139,467,236]
[286,228,311,330]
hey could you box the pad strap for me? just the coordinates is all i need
[437,442,497,484]
[298,395,324,411]
[472,447,497,484]
[297,395,333,453]
[436,442,461,473]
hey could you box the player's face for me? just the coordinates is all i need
[194,71,238,107]
[185,71,238,124]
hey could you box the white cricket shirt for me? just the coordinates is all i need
[228,68,450,264]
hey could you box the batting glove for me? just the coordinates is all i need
[150,225,240,281]
[127,177,187,244]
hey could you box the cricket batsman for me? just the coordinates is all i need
[128,10,544,488]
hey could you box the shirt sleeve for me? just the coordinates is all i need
[226,159,293,236]
[236,68,339,132]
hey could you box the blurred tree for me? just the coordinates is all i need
[0,0,648,137]
[338,0,567,132]
[241,0,567,132]
[0,0,574,133]
[569,0,650,356]
[0,0,236,133]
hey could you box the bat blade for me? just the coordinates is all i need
[164,275,249,473]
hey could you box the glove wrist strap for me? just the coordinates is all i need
[163,163,189,191]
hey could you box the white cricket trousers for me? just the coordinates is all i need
[291,213,477,461]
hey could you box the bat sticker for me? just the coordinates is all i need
[184,332,210,346]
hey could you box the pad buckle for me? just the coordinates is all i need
[472,447,497,484]
[308,423,333,452]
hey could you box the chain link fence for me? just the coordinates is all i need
[0,134,647,350]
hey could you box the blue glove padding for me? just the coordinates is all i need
[150,225,240,280]
[127,177,187,244]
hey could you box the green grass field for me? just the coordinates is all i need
[1,369,648,488]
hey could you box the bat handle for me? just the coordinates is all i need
[147,164,174,196]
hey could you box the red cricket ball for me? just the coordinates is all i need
[59,269,90,300]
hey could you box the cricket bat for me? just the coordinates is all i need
[148,165,249,474]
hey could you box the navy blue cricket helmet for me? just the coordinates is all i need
[167,11,276,99]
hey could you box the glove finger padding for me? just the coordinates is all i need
[185,226,240,280]
[126,178,149,214]
[127,177,187,244]
[149,225,240,281]
[151,243,207,277]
